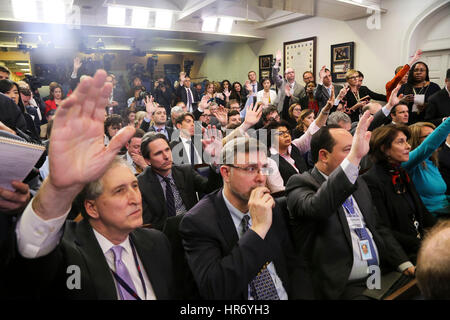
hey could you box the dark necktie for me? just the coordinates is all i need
[187,88,193,111]
[163,176,176,217]
[342,197,379,266]
[190,140,197,166]
[241,215,280,300]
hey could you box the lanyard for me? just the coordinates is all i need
[110,239,147,300]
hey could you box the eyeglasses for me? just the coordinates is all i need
[348,76,358,80]
[274,130,291,137]
[227,164,273,175]
[293,108,302,112]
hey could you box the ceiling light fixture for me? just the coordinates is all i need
[155,10,173,29]
[131,8,149,28]
[43,0,67,24]
[218,17,233,33]
[202,17,217,32]
[107,6,126,26]
[12,0,38,21]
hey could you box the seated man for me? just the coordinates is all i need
[227,110,242,129]
[10,70,174,300]
[180,137,313,300]
[123,128,147,175]
[390,103,409,125]
[138,131,222,230]
[285,111,414,299]
[170,112,203,166]
[425,68,450,126]
[140,102,173,140]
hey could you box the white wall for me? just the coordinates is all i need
[198,0,450,93]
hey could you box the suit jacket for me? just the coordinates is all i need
[137,164,222,230]
[342,86,387,122]
[140,120,174,140]
[179,189,313,300]
[272,66,306,113]
[270,144,308,186]
[362,163,436,263]
[425,88,450,126]
[169,136,205,166]
[9,219,174,299]
[243,81,263,97]
[175,85,198,112]
[285,166,410,299]
[315,84,343,111]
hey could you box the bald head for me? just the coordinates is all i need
[416,220,450,299]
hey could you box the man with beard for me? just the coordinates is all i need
[179,137,313,300]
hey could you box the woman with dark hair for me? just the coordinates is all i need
[0,79,40,141]
[230,81,245,107]
[103,114,123,146]
[44,83,64,116]
[220,79,231,105]
[300,81,319,115]
[256,78,277,106]
[398,61,441,124]
[363,124,437,262]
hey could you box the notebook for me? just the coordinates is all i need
[0,134,46,191]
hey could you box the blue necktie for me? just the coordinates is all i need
[242,215,280,300]
[110,246,138,300]
[252,84,257,94]
[342,197,379,266]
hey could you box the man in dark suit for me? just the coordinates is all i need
[315,67,343,111]
[10,70,174,300]
[170,112,204,166]
[180,136,313,300]
[425,68,450,126]
[243,70,263,97]
[140,104,173,140]
[175,75,197,112]
[285,111,415,299]
[138,131,222,231]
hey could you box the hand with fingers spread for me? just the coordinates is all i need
[0,181,30,213]
[145,95,157,116]
[245,80,253,95]
[385,84,405,112]
[34,70,136,220]
[212,105,228,126]
[275,49,282,63]
[347,110,373,166]
[73,56,82,72]
[337,85,350,101]
[202,125,223,165]
[248,187,275,239]
[319,65,327,82]
[409,49,422,66]
[242,102,263,131]
[223,88,231,98]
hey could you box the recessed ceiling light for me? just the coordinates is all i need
[155,10,173,29]
[107,6,126,26]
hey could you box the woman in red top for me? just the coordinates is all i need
[45,84,63,116]
[300,81,319,115]
[385,49,422,98]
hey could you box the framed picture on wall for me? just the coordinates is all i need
[283,37,316,84]
[330,42,354,82]
[259,54,273,83]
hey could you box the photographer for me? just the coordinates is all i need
[127,85,148,111]
[154,81,173,115]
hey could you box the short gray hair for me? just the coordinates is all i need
[327,111,351,126]
[77,157,132,219]
[171,106,183,115]
[221,136,267,165]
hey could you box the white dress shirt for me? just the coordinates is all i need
[180,136,202,165]
[15,199,156,300]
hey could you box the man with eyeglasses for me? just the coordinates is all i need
[180,136,313,300]
[272,49,306,113]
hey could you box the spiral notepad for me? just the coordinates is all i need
[0,136,45,191]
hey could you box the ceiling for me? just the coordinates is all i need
[0,0,386,54]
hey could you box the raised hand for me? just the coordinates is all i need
[245,80,252,94]
[347,110,373,166]
[386,84,404,110]
[212,105,228,126]
[202,125,223,165]
[275,49,282,62]
[223,88,231,98]
[73,56,82,71]
[243,102,262,130]
[319,65,327,82]
[145,95,157,116]
[249,187,275,239]
[198,95,210,111]
[48,70,135,191]
[409,49,423,66]
[337,85,350,101]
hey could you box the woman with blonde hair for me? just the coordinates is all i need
[135,111,147,129]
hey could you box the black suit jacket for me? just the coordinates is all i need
[175,85,198,111]
[425,88,450,126]
[342,86,387,122]
[270,144,308,186]
[137,164,222,230]
[362,163,436,262]
[285,166,410,299]
[169,137,204,166]
[9,219,174,299]
[179,189,313,300]
[315,84,343,111]
[139,120,174,140]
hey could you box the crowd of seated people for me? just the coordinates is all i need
[1,44,450,302]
